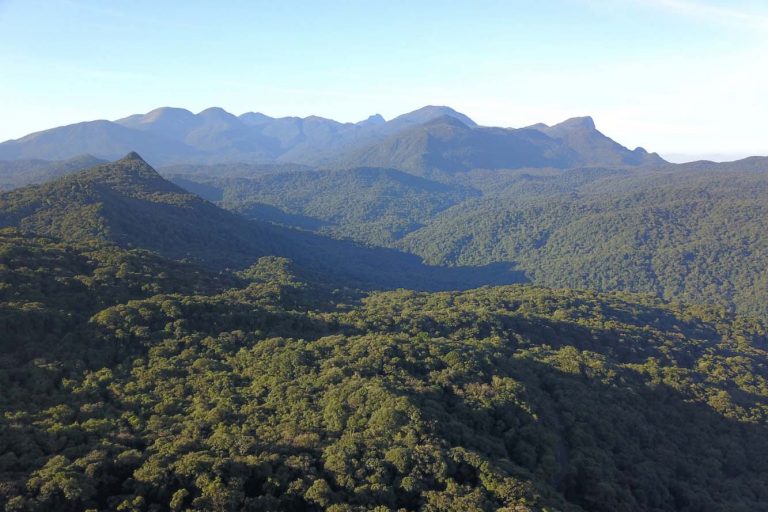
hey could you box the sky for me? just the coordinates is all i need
[0,0,766,162]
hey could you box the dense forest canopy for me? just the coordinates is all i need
[2,225,768,511]
[168,160,768,318]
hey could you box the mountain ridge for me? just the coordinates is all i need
[0,106,669,171]
[0,153,527,289]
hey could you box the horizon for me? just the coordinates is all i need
[2,103,762,164]
[1,0,767,161]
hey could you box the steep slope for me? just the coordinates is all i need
[0,152,280,267]
[174,167,478,244]
[533,116,665,166]
[334,116,578,174]
[337,115,669,174]
[0,153,526,290]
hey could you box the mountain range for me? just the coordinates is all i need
[0,106,664,170]
[0,125,767,509]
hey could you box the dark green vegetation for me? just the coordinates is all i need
[176,167,477,245]
[0,154,524,291]
[397,164,768,318]
[2,223,768,510]
[180,159,768,318]
[0,153,280,269]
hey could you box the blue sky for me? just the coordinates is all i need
[1,0,766,160]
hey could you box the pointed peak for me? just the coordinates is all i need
[120,151,146,163]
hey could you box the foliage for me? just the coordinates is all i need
[1,239,767,511]
[179,161,768,317]
[172,167,476,245]
[400,166,768,317]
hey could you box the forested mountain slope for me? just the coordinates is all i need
[0,154,525,291]
[400,166,768,317]
[171,160,768,317]
[171,167,478,245]
[0,152,282,268]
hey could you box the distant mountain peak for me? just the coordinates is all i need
[390,106,477,129]
[357,114,386,126]
[555,116,596,130]
[197,107,238,120]
[144,106,194,120]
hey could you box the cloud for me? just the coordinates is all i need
[635,0,768,31]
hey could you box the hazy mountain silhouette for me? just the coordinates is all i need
[531,116,665,166]
[0,154,106,190]
[0,106,667,170]
[332,115,578,173]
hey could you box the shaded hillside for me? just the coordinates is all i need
[172,167,478,245]
[161,159,768,317]
[0,154,526,291]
